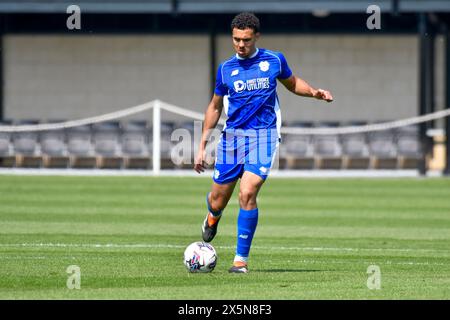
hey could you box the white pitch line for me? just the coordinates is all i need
[0,243,186,249]
[0,243,448,254]
[0,256,444,266]
[293,259,446,266]
[0,256,47,260]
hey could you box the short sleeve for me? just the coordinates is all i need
[277,52,293,80]
[214,64,228,96]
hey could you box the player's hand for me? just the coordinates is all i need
[194,148,207,173]
[314,89,333,102]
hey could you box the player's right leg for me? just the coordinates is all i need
[202,180,237,242]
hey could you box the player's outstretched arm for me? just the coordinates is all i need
[279,75,333,102]
[194,94,224,173]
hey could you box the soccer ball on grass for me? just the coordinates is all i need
[183,241,217,273]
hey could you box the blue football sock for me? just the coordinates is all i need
[235,207,259,260]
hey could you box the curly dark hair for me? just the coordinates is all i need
[230,12,260,33]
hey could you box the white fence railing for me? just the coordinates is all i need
[1,99,450,174]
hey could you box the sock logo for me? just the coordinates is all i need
[239,234,248,239]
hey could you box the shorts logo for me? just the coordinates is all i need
[259,61,270,72]
[259,166,268,174]
[214,169,220,179]
[231,69,239,76]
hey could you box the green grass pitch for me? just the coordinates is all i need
[0,175,449,299]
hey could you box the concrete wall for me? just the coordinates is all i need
[4,34,438,125]
[4,35,211,122]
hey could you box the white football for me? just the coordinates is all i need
[183,241,217,273]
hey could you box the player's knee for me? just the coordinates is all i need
[239,189,257,209]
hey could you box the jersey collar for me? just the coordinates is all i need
[236,48,259,60]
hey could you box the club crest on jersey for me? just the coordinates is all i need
[259,61,270,72]
[231,69,239,76]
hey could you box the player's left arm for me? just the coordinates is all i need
[279,75,333,102]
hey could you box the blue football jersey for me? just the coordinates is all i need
[214,48,293,133]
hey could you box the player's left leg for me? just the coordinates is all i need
[229,171,265,273]
[229,129,279,273]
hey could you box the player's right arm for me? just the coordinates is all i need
[194,94,223,173]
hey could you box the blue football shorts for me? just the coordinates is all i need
[212,129,280,184]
